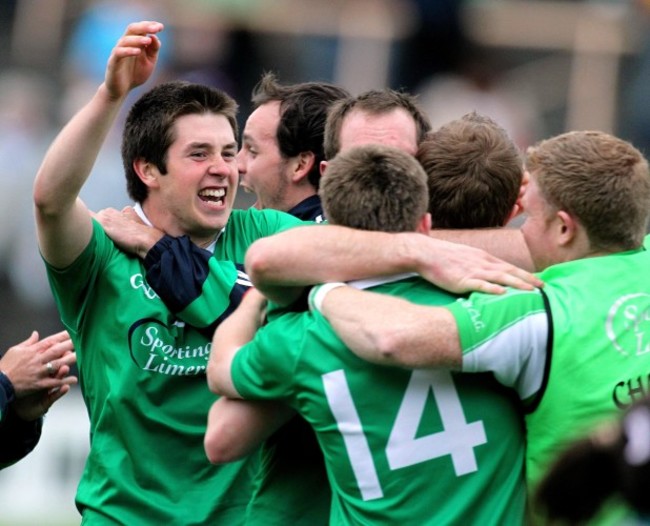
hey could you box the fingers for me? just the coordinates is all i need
[462,267,542,296]
[13,330,39,348]
[40,338,74,360]
[45,361,57,377]
[41,351,77,380]
[121,207,143,223]
[49,384,71,404]
[113,35,157,57]
[112,22,163,58]
[38,330,71,347]
[125,21,164,37]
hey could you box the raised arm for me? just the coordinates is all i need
[310,283,462,369]
[246,225,541,304]
[33,21,163,268]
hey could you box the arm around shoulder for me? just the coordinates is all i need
[315,284,463,369]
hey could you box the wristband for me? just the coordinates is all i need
[308,282,347,313]
[0,370,15,404]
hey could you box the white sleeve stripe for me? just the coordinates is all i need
[462,311,549,400]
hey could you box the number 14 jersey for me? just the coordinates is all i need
[231,276,526,525]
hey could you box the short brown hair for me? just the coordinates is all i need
[323,89,431,160]
[251,73,349,189]
[418,112,523,228]
[320,144,428,232]
[122,81,238,203]
[526,130,650,250]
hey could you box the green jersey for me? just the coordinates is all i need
[448,246,650,524]
[45,208,299,525]
[231,276,526,525]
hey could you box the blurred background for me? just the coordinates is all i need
[0,0,648,523]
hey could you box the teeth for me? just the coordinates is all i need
[199,188,225,198]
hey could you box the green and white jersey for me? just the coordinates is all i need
[232,276,526,526]
[448,246,650,524]
[45,209,298,525]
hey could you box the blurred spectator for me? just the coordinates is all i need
[622,1,650,156]
[0,70,56,308]
[535,395,650,525]
[61,0,173,121]
[416,44,543,152]
[390,0,466,91]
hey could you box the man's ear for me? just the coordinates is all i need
[319,160,329,178]
[416,212,432,235]
[290,151,316,183]
[508,169,530,223]
[133,158,159,189]
[556,210,578,247]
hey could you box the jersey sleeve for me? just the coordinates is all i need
[446,288,550,401]
[230,313,307,403]
[0,408,43,469]
[143,211,306,335]
[44,220,113,333]
[143,235,250,337]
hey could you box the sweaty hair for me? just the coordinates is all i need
[525,130,650,250]
[251,72,350,189]
[320,144,428,232]
[418,112,523,229]
[323,89,431,160]
[122,80,239,203]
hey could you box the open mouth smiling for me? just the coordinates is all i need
[199,188,226,205]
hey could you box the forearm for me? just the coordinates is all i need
[248,225,541,301]
[204,398,294,464]
[34,85,124,266]
[246,226,417,295]
[208,292,265,396]
[314,285,463,369]
[34,84,124,217]
[430,227,534,271]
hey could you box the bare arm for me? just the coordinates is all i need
[207,289,268,398]
[204,398,294,464]
[430,227,534,272]
[313,284,462,369]
[33,21,163,268]
[246,225,541,304]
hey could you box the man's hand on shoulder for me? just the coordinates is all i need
[94,206,163,259]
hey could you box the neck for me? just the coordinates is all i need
[139,201,220,249]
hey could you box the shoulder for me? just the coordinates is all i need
[228,208,305,232]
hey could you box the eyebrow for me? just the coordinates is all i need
[185,141,238,151]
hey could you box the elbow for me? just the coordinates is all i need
[204,429,245,465]
[373,330,403,364]
[33,178,62,220]
[245,239,273,287]
[206,362,224,395]
[33,187,53,219]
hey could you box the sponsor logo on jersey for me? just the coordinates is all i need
[128,319,210,376]
[605,293,650,357]
[612,374,650,410]
[130,273,159,300]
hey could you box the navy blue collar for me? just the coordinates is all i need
[288,195,324,222]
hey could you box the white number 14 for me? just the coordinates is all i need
[322,369,487,501]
